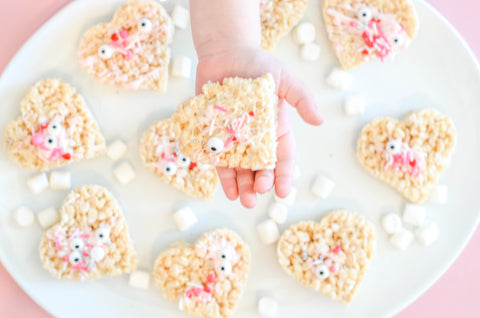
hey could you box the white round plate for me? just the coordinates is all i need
[0,0,479,317]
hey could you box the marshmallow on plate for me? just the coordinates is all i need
[389,228,414,251]
[171,5,190,29]
[258,297,278,317]
[114,162,136,185]
[171,56,192,78]
[311,175,335,199]
[173,207,197,231]
[292,22,316,44]
[106,140,127,161]
[415,223,439,246]
[256,220,280,245]
[268,202,288,224]
[381,213,402,235]
[403,204,426,227]
[326,69,353,91]
[49,171,71,190]
[129,270,150,289]
[27,172,49,194]
[13,206,35,227]
[300,43,321,61]
[275,187,297,206]
[37,207,59,229]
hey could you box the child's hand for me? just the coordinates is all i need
[190,0,323,208]
[196,47,323,208]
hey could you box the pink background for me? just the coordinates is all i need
[0,0,479,317]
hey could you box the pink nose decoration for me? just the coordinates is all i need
[31,134,44,146]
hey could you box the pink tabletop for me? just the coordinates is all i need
[0,1,479,317]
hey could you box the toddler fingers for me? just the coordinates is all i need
[236,168,257,209]
[217,167,239,200]
[274,105,296,197]
[254,169,274,194]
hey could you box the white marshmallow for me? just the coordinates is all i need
[171,56,192,78]
[171,5,190,29]
[300,43,321,61]
[49,171,71,190]
[90,246,105,262]
[292,22,316,44]
[311,175,335,199]
[381,213,402,235]
[13,206,35,227]
[344,95,366,116]
[106,140,127,161]
[256,220,280,245]
[258,297,278,317]
[326,69,353,91]
[129,270,150,289]
[37,207,59,229]
[293,165,301,181]
[415,223,439,246]
[389,229,413,251]
[274,187,297,206]
[173,207,197,231]
[114,162,136,185]
[403,204,426,227]
[268,202,288,224]
[430,184,448,204]
[27,172,49,194]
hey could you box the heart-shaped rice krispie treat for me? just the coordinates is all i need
[260,0,308,51]
[78,1,174,92]
[39,185,137,281]
[153,229,250,318]
[277,210,376,305]
[4,79,106,171]
[172,74,278,170]
[139,119,219,200]
[323,0,418,69]
[357,109,457,203]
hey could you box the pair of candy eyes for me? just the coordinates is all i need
[216,250,234,275]
[162,155,191,176]
[98,18,153,59]
[42,122,63,149]
[357,8,404,45]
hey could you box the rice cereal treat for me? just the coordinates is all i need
[172,74,278,170]
[260,0,308,51]
[4,79,106,171]
[357,109,457,203]
[39,185,138,281]
[277,210,376,305]
[78,1,174,92]
[153,229,251,318]
[323,0,418,69]
[139,119,219,200]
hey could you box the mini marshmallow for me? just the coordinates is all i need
[13,206,35,227]
[274,187,297,206]
[415,223,439,246]
[171,5,190,29]
[268,202,288,224]
[90,246,106,262]
[106,140,127,161]
[311,175,335,199]
[256,220,280,245]
[403,204,426,227]
[37,207,59,229]
[300,43,321,61]
[293,165,301,181]
[114,162,136,185]
[173,207,197,231]
[381,213,402,235]
[27,172,49,194]
[389,228,413,251]
[430,184,448,204]
[258,297,278,317]
[326,69,353,91]
[171,56,192,78]
[129,270,150,289]
[49,171,71,190]
[344,95,365,116]
[292,22,316,44]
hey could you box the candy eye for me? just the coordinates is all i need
[98,44,113,59]
[163,162,177,176]
[43,136,57,149]
[138,18,152,33]
[47,121,62,136]
[314,264,330,280]
[216,261,232,276]
[393,34,404,46]
[207,137,224,153]
[69,238,85,251]
[176,154,191,168]
[69,251,83,265]
[358,8,372,23]
[95,227,110,243]
[217,248,232,261]
[386,139,402,155]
